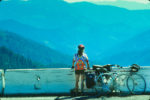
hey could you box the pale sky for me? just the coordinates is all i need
[2,0,150,10]
[64,0,149,4]
[64,0,150,10]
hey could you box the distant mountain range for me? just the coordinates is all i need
[0,30,72,68]
[100,30,150,66]
[0,0,150,66]
[64,0,150,10]
[0,46,36,69]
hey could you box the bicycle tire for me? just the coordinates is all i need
[94,74,114,96]
[127,73,146,95]
[114,74,132,96]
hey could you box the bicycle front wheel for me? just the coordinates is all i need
[127,74,146,95]
[114,74,132,96]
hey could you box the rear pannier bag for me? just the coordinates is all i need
[86,73,96,88]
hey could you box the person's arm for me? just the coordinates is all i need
[72,59,75,69]
[84,53,90,69]
[86,60,90,69]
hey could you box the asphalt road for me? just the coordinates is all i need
[0,95,150,100]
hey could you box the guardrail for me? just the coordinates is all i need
[0,69,5,96]
[0,67,149,96]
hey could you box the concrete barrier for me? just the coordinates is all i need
[0,66,149,96]
[4,68,75,95]
[0,69,5,96]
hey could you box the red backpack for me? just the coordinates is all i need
[74,54,86,70]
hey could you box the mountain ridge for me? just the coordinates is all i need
[100,29,150,66]
[0,29,72,68]
[1,0,150,65]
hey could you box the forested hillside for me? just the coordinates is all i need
[0,46,36,69]
[0,30,72,68]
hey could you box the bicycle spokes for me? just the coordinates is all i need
[114,74,131,95]
[127,74,146,95]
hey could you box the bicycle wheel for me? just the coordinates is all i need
[102,74,115,94]
[127,74,146,95]
[114,74,132,96]
[94,74,114,96]
[94,76,103,97]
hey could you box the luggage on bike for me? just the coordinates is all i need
[130,64,140,72]
[85,73,96,88]
[92,65,112,75]
[103,64,112,72]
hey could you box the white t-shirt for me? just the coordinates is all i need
[73,53,88,62]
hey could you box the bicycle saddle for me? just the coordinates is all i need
[93,65,108,73]
[92,65,103,69]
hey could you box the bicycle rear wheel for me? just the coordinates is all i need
[94,74,114,96]
[127,74,146,95]
[114,74,132,96]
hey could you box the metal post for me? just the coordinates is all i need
[1,70,5,96]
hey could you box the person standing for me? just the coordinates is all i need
[72,44,90,93]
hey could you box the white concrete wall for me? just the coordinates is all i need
[0,67,149,95]
[0,70,3,94]
[4,68,76,95]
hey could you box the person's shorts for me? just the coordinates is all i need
[75,70,85,75]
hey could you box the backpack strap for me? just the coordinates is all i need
[81,55,86,64]
[75,54,79,62]
[75,54,86,64]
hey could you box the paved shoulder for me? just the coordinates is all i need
[0,95,150,100]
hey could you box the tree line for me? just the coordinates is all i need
[0,46,36,69]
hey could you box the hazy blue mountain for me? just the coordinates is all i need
[0,19,132,61]
[0,30,72,68]
[0,0,150,65]
[0,19,78,56]
[101,30,150,66]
